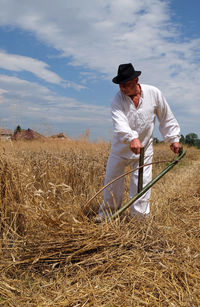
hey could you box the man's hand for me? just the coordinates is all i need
[130,138,143,154]
[170,142,181,154]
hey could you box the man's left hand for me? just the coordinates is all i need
[170,142,180,154]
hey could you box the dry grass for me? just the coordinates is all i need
[0,139,199,306]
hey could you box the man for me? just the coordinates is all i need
[98,63,180,219]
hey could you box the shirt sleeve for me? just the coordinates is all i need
[155,89,180,143]
[111,97,138,144]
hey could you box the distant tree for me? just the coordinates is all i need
[195,139,200,149]
[14,125,22,134]
[180,134,185,144]
[153,137,160,144]
[185,133,198,146]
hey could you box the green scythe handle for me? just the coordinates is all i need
[110,148,186,220]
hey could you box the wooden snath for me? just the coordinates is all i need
[137,147,144,193]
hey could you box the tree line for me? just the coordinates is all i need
[180,133,200,148]
[154,133,200,149]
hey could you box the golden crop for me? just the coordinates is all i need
[0,139,199,306]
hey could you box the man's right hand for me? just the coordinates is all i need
[130,138,143,154]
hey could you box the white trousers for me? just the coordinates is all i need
[99,154,153,217]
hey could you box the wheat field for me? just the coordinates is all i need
[0,139,199,306]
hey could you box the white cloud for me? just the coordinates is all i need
[0,88,8,94]
[0,0,199,80]
[0,51,85,90]
[0,51,62,84]
[0,74,111,133]
[0,0,199,137]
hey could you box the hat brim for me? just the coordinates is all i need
[112,71,141,84]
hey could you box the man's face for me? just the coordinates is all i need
[119,78,138,96]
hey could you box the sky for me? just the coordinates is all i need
[0,0,199,141]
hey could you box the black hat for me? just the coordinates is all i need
[112,63,141,84]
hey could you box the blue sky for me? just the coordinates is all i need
[0,0,199,140]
